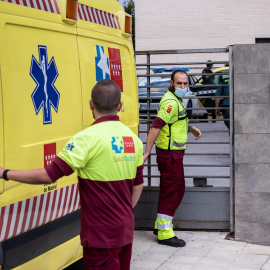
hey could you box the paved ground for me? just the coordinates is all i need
[131,230,270,270]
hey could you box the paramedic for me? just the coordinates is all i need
[143,70,201,248]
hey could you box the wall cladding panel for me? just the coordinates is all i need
[234,74,270,104]
[234,44,270,245]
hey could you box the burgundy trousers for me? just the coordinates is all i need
[156,147,185,217]
[83,243,132,270]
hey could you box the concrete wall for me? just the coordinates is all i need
[234,44,270,245]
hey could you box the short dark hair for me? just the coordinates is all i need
[91,80,121,113]
[206,60,213,68]
[171,69,188,82]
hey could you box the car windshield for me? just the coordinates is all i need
[139,79,169,90]
[138,76,162,86]
[195,68,229,86]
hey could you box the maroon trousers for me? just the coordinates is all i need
[83,243,132,270]
[156,147,185,217]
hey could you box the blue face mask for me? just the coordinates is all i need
[174,87,188,98]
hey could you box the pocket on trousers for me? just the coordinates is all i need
[157,156,169,172]
[84,250,110,267]
[171,156,183,173]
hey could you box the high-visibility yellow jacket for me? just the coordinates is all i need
[155,91,189,150]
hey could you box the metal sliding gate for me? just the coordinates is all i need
[134,47,234,232]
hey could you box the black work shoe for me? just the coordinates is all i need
[153,229,158,236]
[158,236,186,247]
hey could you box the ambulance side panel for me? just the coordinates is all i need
[0,2,83,269]
[0,67,3,194]
[0,0,137,269]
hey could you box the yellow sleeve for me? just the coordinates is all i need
[157,99,179,123]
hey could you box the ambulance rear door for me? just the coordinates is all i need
[76,0,139,134]
[0,4,82,204]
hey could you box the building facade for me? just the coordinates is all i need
[135,0,270,63]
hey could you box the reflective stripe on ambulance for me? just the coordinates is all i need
[1,0,121,30]
[2,0,60,14]
[0,183,80,242]
[78,4,121,29]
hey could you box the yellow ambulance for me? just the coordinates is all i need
[0,0,138,268]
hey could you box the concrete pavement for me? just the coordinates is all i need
[131,230,270,270]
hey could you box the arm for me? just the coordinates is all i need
[205,73,214,80]
[132,183,144,208]
[143,127,161,163]
[188,125,202,140]
[0,167,53,184]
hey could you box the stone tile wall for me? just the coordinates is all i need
[234,44,270,245]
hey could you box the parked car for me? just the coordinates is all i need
[138,67,208,119]
[194,67,229,114]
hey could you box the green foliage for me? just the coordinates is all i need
[122,0,135,49]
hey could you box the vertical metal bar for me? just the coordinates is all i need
[229,45,235,233]
[146,54,151,186]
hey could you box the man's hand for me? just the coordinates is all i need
[216,109,221,117]
[189,126,202,140]
[143,153,149,164]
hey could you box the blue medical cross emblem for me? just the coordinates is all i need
[30,46,60,125]
[111,137,123,154]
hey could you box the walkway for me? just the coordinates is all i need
[131,230,270,270]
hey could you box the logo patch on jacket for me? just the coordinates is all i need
[111,136,135,154]
[167,105,173,113]
[123,137,135,153]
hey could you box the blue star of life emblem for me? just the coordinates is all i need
[30,45,60,125]
[111,137,123,154]
[66,142,74,151]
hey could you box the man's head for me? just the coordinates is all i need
[90,79,122,118]
[206,60,213,69]
[170,70,189,91]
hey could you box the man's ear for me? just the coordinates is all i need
[117,101,123,112]
[89,100,94,110]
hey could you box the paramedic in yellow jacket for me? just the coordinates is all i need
[144,69,201,247]
[0,80,144,270]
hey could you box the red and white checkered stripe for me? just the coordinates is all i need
[78,4,121,30]
[1,0,120,30]
[0,183,80,242]
[2,0,60,14]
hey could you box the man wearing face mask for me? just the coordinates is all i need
[143,70,201,247]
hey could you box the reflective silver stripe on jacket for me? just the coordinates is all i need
[157,222,173,230]
[157,213,173,221]
[172,141,186,147]
[178,109,186,116]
